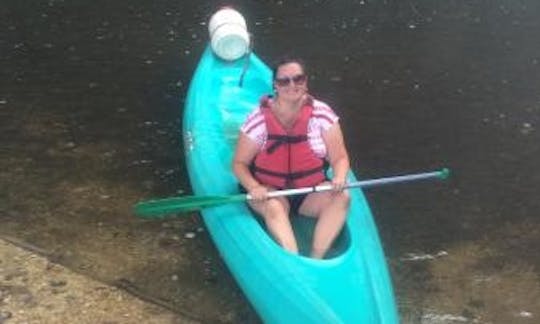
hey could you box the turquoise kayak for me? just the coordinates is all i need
[183,47,399,323]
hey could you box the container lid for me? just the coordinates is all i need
[211,24,249,61]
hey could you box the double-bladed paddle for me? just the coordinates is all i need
[133,168,450,218]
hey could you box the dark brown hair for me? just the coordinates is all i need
[272,56,308,81]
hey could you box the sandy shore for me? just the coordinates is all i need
[0,238,196,324]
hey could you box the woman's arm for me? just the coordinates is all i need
[322,122,350,190]
[233,133,268,199]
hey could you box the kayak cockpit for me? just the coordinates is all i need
[292,214,351,259]
[252,211,352,259]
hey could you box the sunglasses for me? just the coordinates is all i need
[274,74,307,87]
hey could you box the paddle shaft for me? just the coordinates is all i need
[261,169,448,200]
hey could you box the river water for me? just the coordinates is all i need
[1,0,539,323]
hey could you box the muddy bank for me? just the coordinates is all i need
[0,237,195,324]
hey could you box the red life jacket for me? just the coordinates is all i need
[252,97,326,189]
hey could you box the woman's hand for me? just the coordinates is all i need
[248,185,269,202]
[331,177,347,192]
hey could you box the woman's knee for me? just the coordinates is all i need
[261,198,289,220]
[339,190,351,205]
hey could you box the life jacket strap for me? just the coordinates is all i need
[265,134,308,153]
[251,164,324,181]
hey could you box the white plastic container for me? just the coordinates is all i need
[208,8,250,61]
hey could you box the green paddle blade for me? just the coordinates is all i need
[133,193,247,218]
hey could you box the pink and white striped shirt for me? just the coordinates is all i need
[240,98,339,158]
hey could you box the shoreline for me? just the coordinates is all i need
[0,237,197,324]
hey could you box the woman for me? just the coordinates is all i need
[232,57,350,259]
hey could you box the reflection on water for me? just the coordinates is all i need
[1,0,539,322]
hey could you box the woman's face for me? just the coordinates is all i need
[274,62,307,103]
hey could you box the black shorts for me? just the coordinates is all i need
[239,184,307,215]
[286,194,308,215]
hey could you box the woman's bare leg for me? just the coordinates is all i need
[299,186,350,259]
[249,197,298,254]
